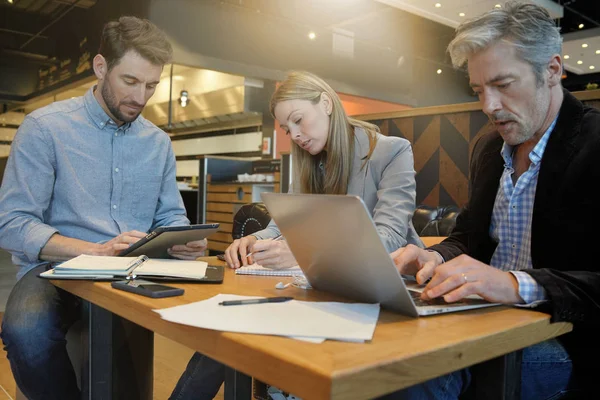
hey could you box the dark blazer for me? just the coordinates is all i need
[430,89,600,388]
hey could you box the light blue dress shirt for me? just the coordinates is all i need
[490,118,558,304]
[0,87,189,279]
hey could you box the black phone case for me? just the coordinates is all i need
[111,281,184,298]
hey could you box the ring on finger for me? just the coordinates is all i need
[461,273,468,283]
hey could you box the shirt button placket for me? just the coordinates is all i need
[111,127,122,217]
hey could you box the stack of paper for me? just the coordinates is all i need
[154,294,380,343]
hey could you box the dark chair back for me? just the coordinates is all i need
[231,203,272,239]
[410,205,460,237]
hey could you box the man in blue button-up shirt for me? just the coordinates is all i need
[0,16,206,399]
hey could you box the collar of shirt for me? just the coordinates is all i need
[84,86,133,132]
[499,116,558,168]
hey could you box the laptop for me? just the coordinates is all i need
[261,193,499,317]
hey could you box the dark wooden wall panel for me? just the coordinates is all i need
[373,110,487,208]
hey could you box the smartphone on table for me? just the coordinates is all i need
[111,279,184,298]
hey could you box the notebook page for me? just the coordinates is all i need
[136,259,208,279]
[235,263,303,277]
[53,255,141,274]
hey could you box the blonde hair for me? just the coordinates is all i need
[270,71,379,194]
[99,16,173,70]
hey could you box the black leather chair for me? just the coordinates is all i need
[232,203,460,239]
[411,205,460,237]
[231,203,272,240]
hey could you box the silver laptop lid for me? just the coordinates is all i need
[261,193,420,317]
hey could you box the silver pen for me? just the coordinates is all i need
[246,235,284,259]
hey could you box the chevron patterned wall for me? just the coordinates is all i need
[371,99,600,208]
[372,110,492,208]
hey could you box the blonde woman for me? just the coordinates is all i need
[171,72,423,399]
[224,70,422,269]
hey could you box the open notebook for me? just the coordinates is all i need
[235,263,304,277]
[39,254,223,282]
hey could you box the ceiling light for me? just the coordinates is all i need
[579,23,585,29]
[179,90,188,107]
[596,50,600,54]
[7,0,13,3]
[564,55,570,59]
[590,66,596,70]
[308,32,316,40]
[435,3,441,7]
[582,43,588,48]
[494,4,501,8]
[437,69,442,74]
[459,12,465,17]
[577,60,583,65]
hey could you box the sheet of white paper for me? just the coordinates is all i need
[288,336,326,343]
[137,259,207,279]
[155,294,379,342]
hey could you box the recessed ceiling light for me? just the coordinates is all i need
[495,4,501,8]
[435,3,441,8]
[564,55,570,59]
[459,12,465,17]
[596,50,600,54]
[308,32,316,40]
[582,43,588,48]
[437,69,442,74]
[590,66,596,70]
[579,23,585,29]
[577,60,583,65]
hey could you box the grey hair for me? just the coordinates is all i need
[447,1,562,84]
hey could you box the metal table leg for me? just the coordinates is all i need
[467,350,522,400]
[80,301,154,399]
[225,367,253,400]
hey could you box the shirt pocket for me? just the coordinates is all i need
[131,175,163,219]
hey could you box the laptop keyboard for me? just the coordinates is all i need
[409,290,452,306]
[409,290,489,308]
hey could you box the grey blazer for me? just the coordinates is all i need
[254,128,423,252]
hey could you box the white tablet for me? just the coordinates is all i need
[119,224,220,258]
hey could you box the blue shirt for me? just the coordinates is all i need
[0,87,189,279]
[489,118,557,304]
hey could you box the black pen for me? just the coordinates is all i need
[218,296,293,306]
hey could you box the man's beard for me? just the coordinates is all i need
[101,81,143,123]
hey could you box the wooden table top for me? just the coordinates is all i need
[52,257,572,400]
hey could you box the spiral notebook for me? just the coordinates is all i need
[39,254,223,282]
[235,264,304,277]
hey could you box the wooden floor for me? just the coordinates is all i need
[0,313,17,400]
[0,312,225,399]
